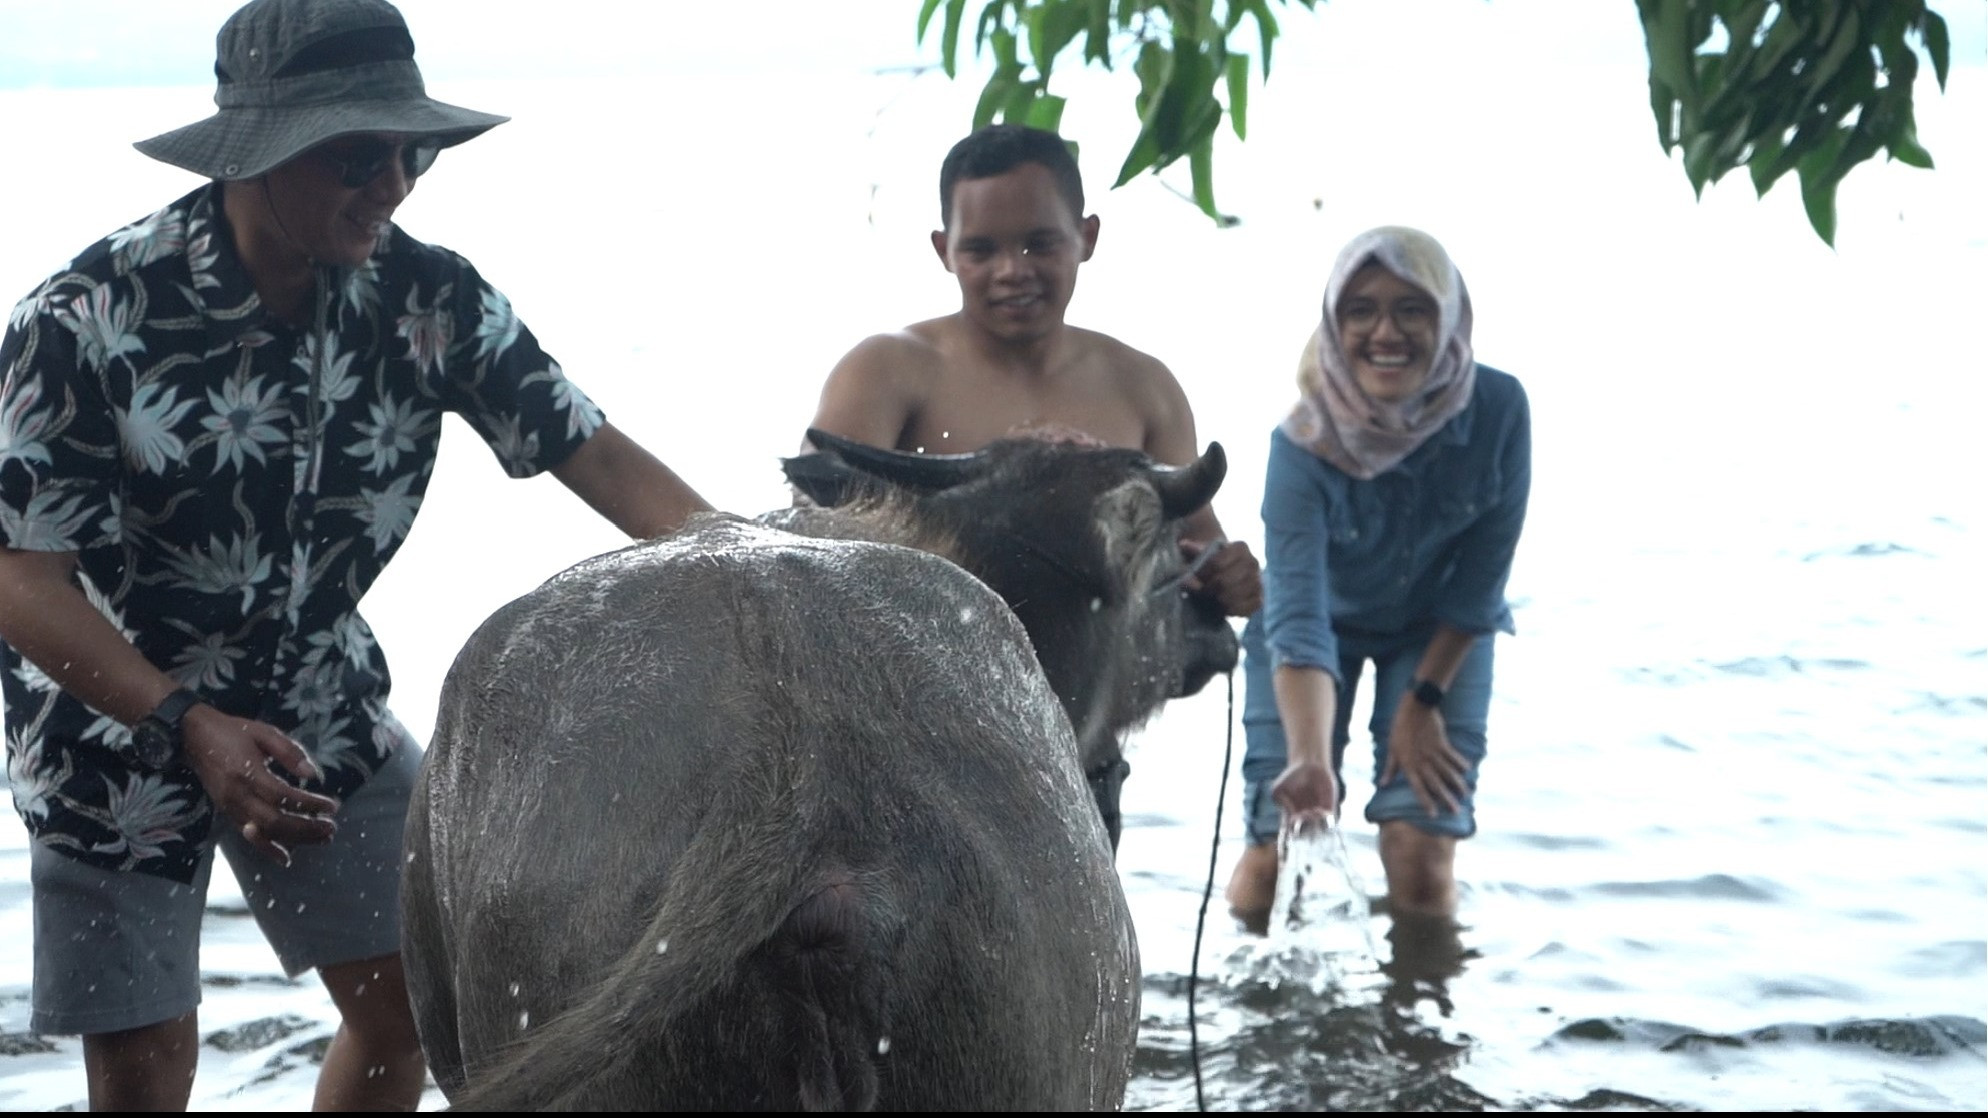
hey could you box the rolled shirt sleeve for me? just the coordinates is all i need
[1259,429,1345,691]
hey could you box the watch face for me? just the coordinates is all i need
[132,721,175,770]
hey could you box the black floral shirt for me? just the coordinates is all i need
[1,183,603,882]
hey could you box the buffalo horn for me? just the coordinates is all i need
[1150,442,1227,521]
[803,427,987,493]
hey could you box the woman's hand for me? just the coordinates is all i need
[1272,757,1340,830]
[1382,700,1470,817]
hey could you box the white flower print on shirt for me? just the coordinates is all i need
[396,284,452,376]
[202,373,287,472]
[7,727,60,825]
[55,283,147,374]
[160,530,273,613]
[474,286,521,360]
[118,380,197,474]
[0,487,100,551]
[93,770,198,863]
[346,392,433,475]
[525,367,605,442]
[0,374,54,469]
[356,473,420,553]
[107,207,187,272]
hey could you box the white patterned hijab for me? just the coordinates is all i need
[1281,226,1476,480]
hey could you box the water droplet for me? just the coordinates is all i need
[518,1010,531,1029]
[1089,597,1102,612]
[877,1036,891,1055]
[655,938,669,955]
[509,982,521,997]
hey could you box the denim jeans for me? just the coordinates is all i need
[1239,615,1494,845]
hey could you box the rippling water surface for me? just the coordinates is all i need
[2,1,1984,1109]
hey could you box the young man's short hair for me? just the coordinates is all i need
[938,124,1086,229]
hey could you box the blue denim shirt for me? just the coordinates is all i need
[1257,364,1530,690]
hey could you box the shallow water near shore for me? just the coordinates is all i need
[2,0,1985,1110]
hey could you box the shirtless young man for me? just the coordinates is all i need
[806,123,1261,618]
[805,125,1260,846]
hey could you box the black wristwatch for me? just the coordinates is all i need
[131,688,203,771]
[1410,678,1446,709]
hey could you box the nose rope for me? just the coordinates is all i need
[1153,538,1227,599]
[1187,662,1237,1111]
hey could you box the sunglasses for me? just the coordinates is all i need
[314,136,444,190]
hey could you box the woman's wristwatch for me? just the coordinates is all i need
[1410,678,1446,708]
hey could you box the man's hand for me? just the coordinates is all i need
[181,705,339,866]
[1271,757,1340,830]
[1182,537,1261,617]
[1381,701,1471,818]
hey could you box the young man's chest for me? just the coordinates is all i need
[904,361,1150,454]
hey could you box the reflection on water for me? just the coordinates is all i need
[1129,823,1983,1112]
[1136,898,1506,1111]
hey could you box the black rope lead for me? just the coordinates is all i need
[1186,668,1236,1112]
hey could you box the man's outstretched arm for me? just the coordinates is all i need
[552,422,713,539]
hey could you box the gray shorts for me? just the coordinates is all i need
[29,741,420,1036]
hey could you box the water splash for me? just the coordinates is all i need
[1222,823,1385,1000]
[1271,822,1379,958]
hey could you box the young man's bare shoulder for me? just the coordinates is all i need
[837,321,951,381]
[1067,326,1190,404]
[1054,325,1198,460]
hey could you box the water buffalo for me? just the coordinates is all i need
[401,433,1237,1110]
[773,430,1241,845]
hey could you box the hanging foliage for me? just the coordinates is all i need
[915,0,1951,243]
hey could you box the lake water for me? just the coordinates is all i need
[2,0,1983,1110]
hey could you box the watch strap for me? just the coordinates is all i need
[148,688,204,731]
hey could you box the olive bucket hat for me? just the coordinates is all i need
[134,0,508,181]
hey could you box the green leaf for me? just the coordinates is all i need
[1084,0,1112,64]
[1923,11,1950,91]
[916,0,946,43]
[1189,132,1217,219]
[1795,126,1850,246]
[1646,0,1699,118]
[940,0,969,76]
[1025,93,1069,132]
[1746,134,1785,196]
[991,25,1018,69]
[1802,6,1861,102]
[1002,77,1039,123]
[1034,1,1088,73]
[1682,131,1719,196]
[973,75,1011,129]
[1798,168,1839,247]
[1225,52,1250,139]
[1888,106,1934,170]
[1245,0,1280,78]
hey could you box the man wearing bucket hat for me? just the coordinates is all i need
[0,0,709,1108]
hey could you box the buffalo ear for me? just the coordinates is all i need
[782,451,860,507]
[803,427,987,493]
[1150,442,1227,521]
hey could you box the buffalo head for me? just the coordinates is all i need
[781,429,1241,777]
